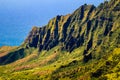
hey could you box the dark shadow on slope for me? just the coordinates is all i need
[0,48,25,65]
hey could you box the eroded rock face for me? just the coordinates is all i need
[25,5,96,52]
[0,0,120,65]
[24,0,120,61]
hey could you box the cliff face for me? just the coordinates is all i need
[0,0,120,79]
[25,0,120,61]
[25,5,96,52]
[0,0,120,64]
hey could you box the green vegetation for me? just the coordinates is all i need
[0,46,120,80]
[0,0,120,79]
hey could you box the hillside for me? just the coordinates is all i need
[0,0,120,80]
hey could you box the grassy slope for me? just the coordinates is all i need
[0,0,120,80]
[0,46,17,57]
[0,46,120,80]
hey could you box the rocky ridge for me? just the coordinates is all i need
[25,0,120,62]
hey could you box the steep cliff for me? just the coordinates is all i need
[0,0,120,79]
[24,0,120,61]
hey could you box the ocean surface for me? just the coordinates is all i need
[0,24,31,46]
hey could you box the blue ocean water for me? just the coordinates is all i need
[0,24,31,46]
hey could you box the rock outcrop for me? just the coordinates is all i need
[25,0,120,62]
[0,0,120,64]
